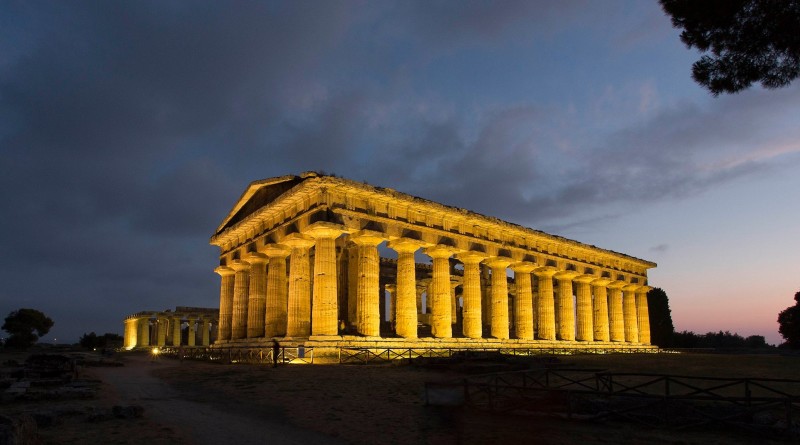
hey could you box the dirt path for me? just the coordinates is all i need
[95,354,344,445]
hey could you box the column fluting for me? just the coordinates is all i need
[636,285,652,345]
[607,280,626,342]
[487,257,512,340]
[230,260,251,340]
[574,275,595,341]
[214,266,235,341]
[555,271,578,341]
[387,239,423,339]
[457,252,484,339]
[351,231,383,337]
[284,234,315,337]
[245,253,268,338]
[510,263,535,340]
[622,284,641,343]
[263,245,290,337]
[306,223,343,336]
[591,278,611,341]
[533,267,558,340]
[425,245,456,338]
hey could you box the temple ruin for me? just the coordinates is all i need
[123,306,218,349]
[210,172,657,354]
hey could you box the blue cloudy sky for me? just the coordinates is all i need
[1,1,798,344]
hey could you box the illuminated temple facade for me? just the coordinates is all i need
[211,172,657,352]
[123,307,218,349]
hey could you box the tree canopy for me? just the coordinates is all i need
[778,291,800,349]
[660,0,800,95]
[2,308,54,348]
[647,287,675,347]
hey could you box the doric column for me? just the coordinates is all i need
[187,320,196,347]
[622,284,640,343]
[385,284,397,326]
[347,245,359,330]
[607,280,626,342]
[137,318,150,347]
[533,267,558,340]
[424,245,456,338]
[230,260,251,340]
[306,223,344,336]
[172,317,182,346]
[124,319,137,349]
[450,281,459,324]
[263,245,290,337]
[350,230,383,337]
[201,319,210,346]
[555,271,578,341]
[387,239,424,339]
[591,278,611,341]
[636,286,652,345]
[456,252,485,339]
[245,253,268,338]
[486,257,512,340]
[510,263,535,340]
[156,318,167,346]
[480,264,491,326]
[283,234,315,337]
[574,275,595,341]
[214,266,235,341]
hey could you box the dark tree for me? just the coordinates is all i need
[2,308,54,348]
[79,332,124,350]
[660,0,800,95]
[647,287,675,347]
[778,291,800,349]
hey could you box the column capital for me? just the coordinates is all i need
[510,261,536,273]
[229,260,250,272]
[304,221,345,239]
[622,284,642,292]
[450,279,460,289]
[245,252,269,264]
[282,233,315,249]
[349,230,384,246]
[262,244,291,258]
[387,237,427,253]
[607,280,627,289]
[574,274,596,284]
[591,277,612,286]
[554,270,580,280]
[455,251,486,265]
[533,266,558,277]
[635,285,653,294]
[484,256,513,269]
[424,244,457,259]
[385,283,397,292]
[215,266,235,276]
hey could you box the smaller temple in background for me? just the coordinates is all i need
[123,306,218,350]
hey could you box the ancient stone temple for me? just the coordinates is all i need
[210,172,657,353]
[123,307,218,350]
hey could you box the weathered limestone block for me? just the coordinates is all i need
[215,266,235,341]
[245,253,268,338]
[230,260,251,340]
[456,252,485,339]
[591,278,611,342]
[534,267,558,340]
[486,257,512,340]
[510,263,535,340]
[622,284,640,343]
[351,231,383,337]
[425,245,456,338]
[307,223,343,336]
[636,286,652,345]
[607,280,626,342]
[573,275,595,341]
[263,245,290,337]
[284,233,315,337]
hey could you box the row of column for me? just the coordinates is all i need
[217,229,651,344]
[123,317,214,349]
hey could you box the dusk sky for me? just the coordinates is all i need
[1,1,798,345]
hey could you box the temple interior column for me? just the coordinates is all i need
[555,271,578,341]
[574,275,595,341]
[533,267,558,340]
[351,231,383,337]
[187,320,196,347]
[245,253,268,338]
[284,234,315,337]
[386,284,397,327]
[172,317,182,346]
[201,319,210,346]
[480,264,491,328]
[215,266,235,341]
[591,278,611,341]
[347,246,358,331]
[137,318,150,347]
[388,239,422,339]
[425,245,456,338]
[230,260,251,340]
[450,281,459,324]
[622,284,640,343]
[511,263,535,340]
[457,253,484,339]
[306,223,343,336]
[636,285,652,345]
[487,258,512,340]
[607,281,626,342]
[264,245,290,337]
